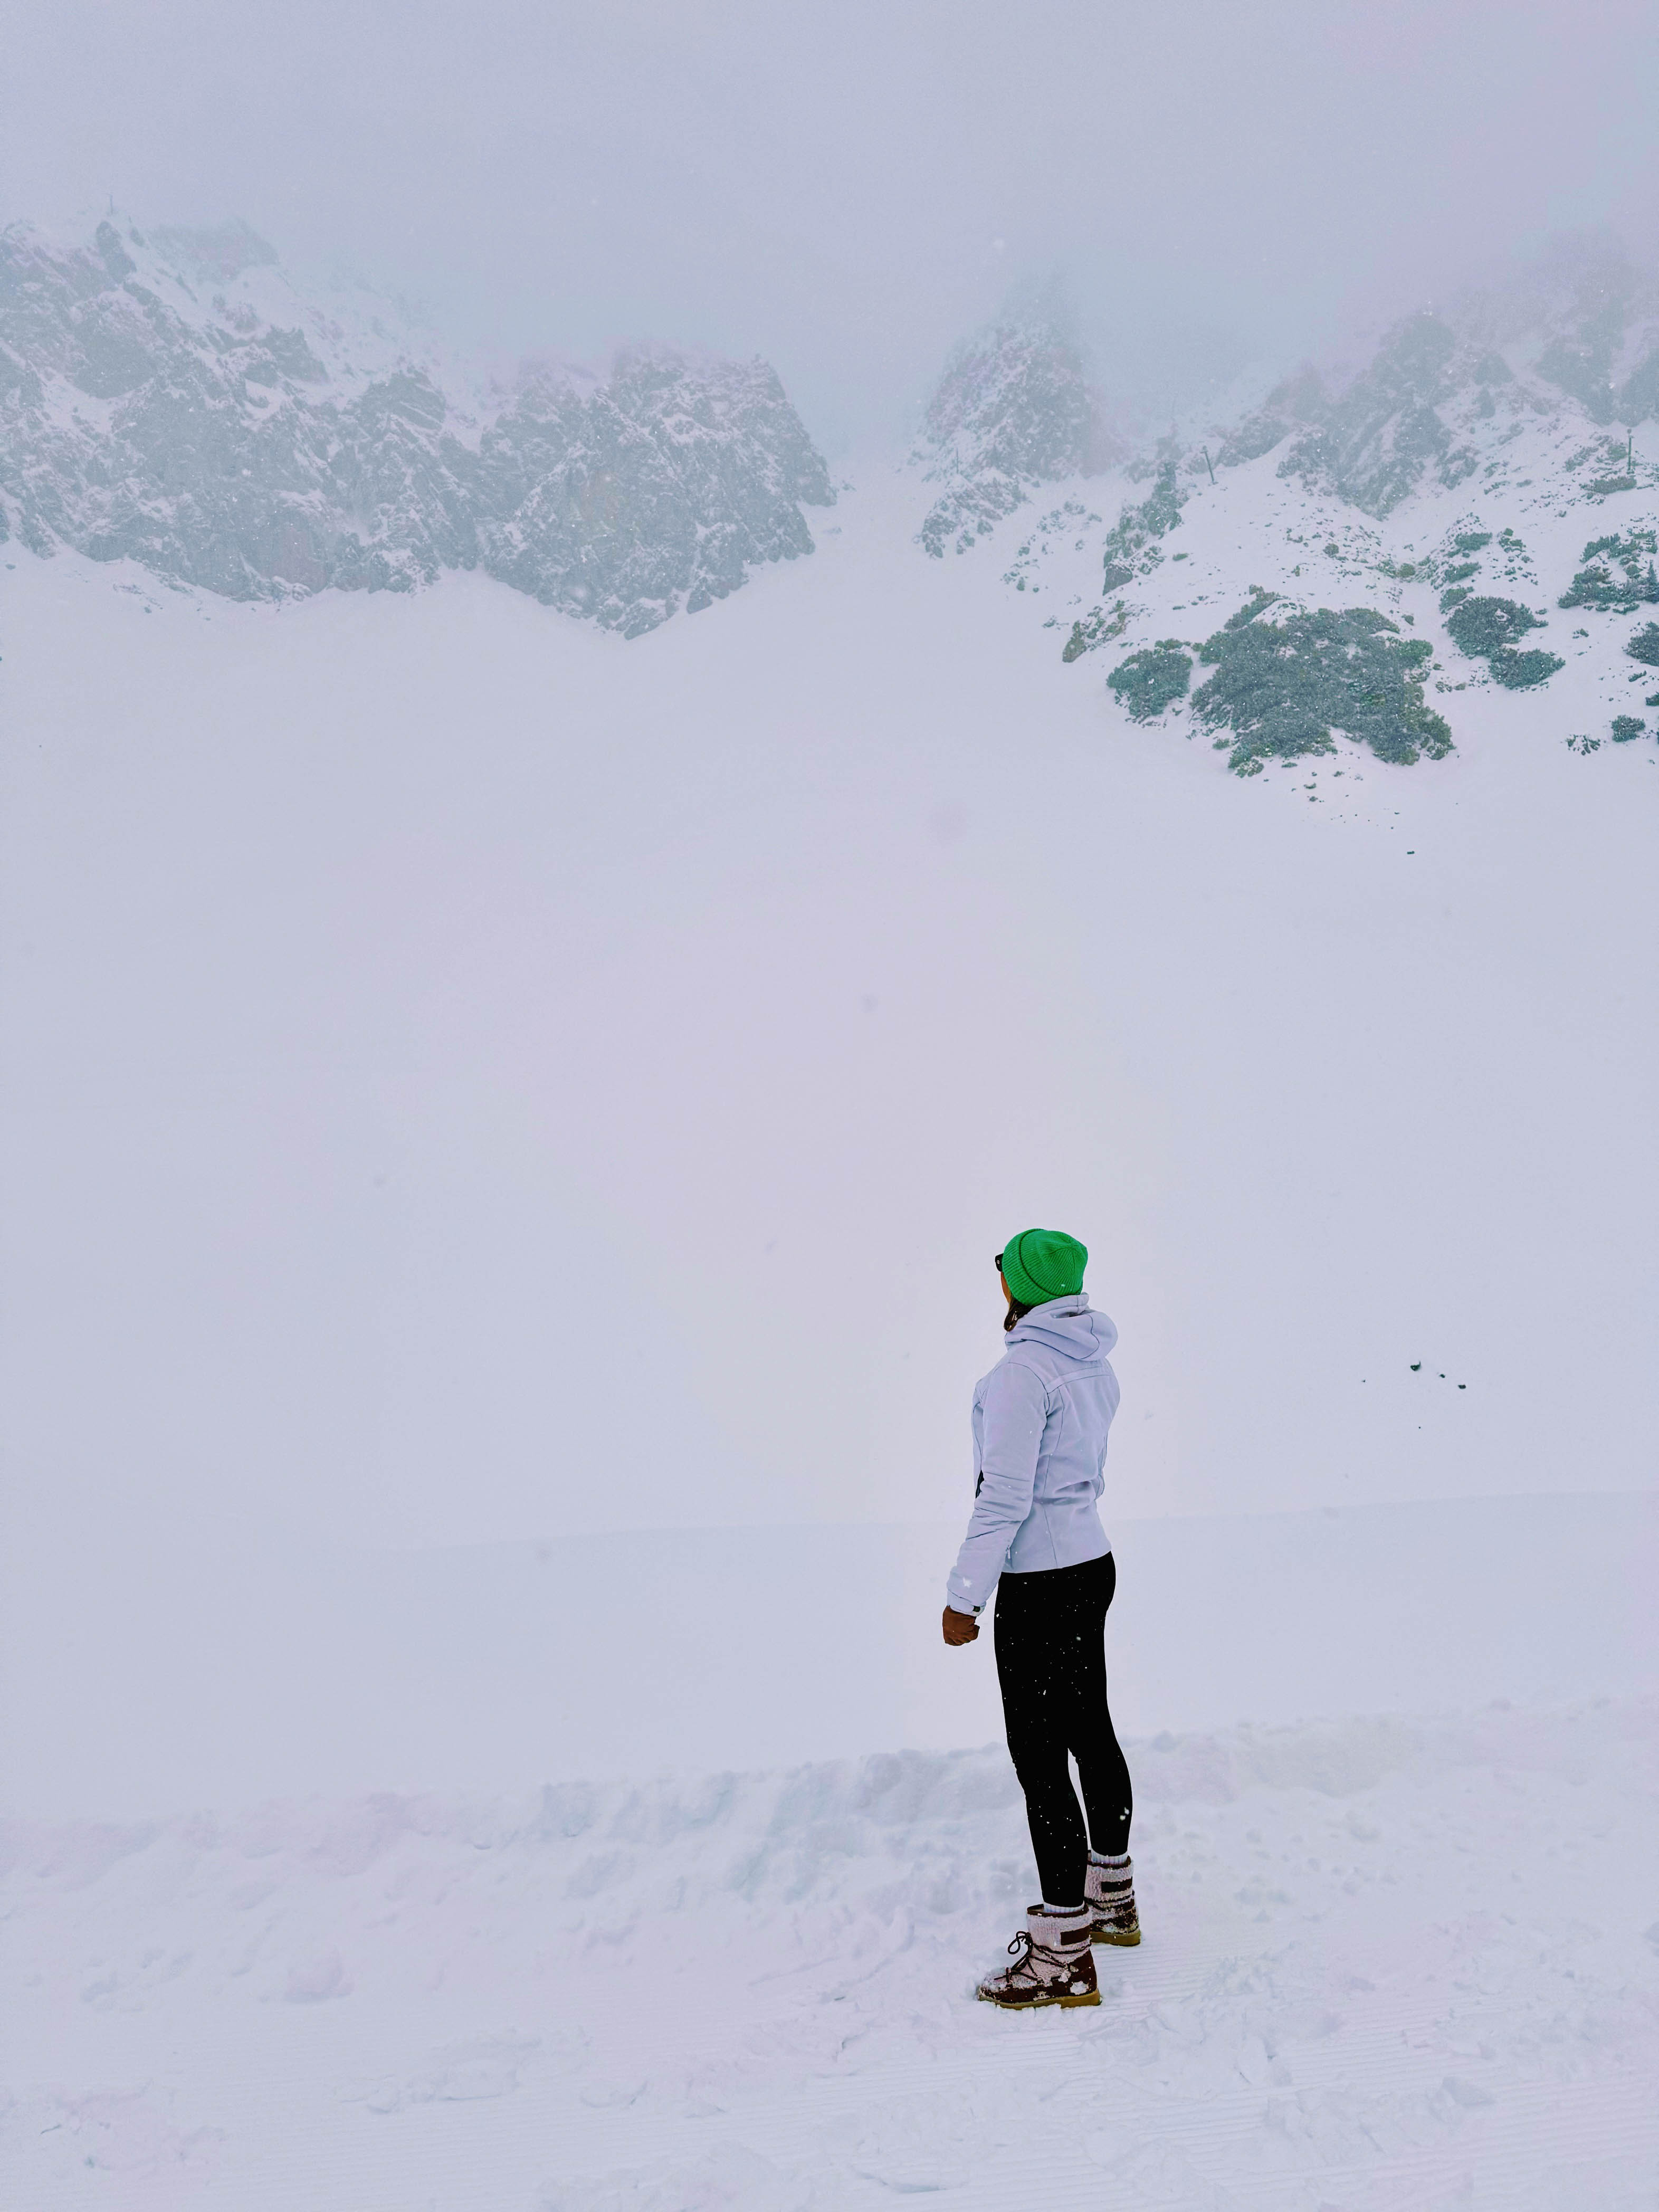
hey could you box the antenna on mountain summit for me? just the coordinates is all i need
[1202,446,1216,486]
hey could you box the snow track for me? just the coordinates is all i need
[6,1699,1655,2210]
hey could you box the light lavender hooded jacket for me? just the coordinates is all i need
[945,1293,1120,1615]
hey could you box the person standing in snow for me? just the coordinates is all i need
[942,1227,1138,2009]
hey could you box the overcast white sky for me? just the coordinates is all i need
[5,0,1658,446]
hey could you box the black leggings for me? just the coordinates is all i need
[994,1551,1132,1905]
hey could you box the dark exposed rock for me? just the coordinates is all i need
[1100,454,1186,577]
[1216,369,1324,470]
[1276,314,1468,518]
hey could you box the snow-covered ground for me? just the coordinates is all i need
[6,1677,1656,2210]
[3,458,1656,2208]
[4,1495,1656,1816]
[5,467,1655,1558]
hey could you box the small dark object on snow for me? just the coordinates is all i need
[1410,1362,1421,1371]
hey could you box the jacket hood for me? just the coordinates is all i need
[1006,1292,1117,1361]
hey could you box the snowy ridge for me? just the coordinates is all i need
[5,1698,1654,2209]
[0,217,833,632]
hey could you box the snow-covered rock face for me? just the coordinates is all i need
[474,350,832,635]
[913,244,1659,612]
[913,315,1123,556]
[0,219,833,633]
[1223,242,1659,519]
[972,242,1659,774]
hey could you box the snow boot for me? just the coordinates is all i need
[1086,1851,1140,1947]
[976,1905,1100,2009]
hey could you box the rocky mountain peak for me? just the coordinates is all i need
[0,218,833,634]
[1216,239,1659,518]
[912,302,1124,557]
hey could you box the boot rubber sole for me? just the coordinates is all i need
[1091,1927,1141,1947]
[977,1986,1101,2009]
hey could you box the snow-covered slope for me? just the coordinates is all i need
[1000,426,1657,771]
[3,247,1658,2210]
[4,494,1654,1563]
[0,218,833,632]
[917,241,1659,762]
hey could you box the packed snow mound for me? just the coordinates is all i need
[5,1699,1655,2210]
[0,217,833,632]
[912,304,1125,556]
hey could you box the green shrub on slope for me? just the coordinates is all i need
[1444,596,1565,687]
[1191,602,1452,775]
[1107,642,1193,720]
[1558,531,1659,613]
[1489,649,1566,689]
[1444,596,1541,656]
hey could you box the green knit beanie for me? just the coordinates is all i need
[999,1227,1088,1308]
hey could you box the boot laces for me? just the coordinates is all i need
[998,1927,1057,1989]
